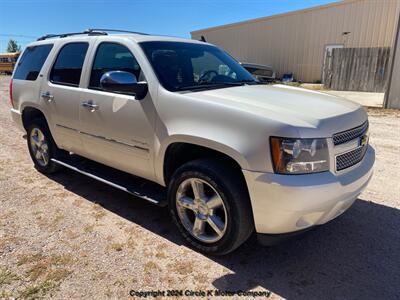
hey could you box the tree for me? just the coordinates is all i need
[6,39,21,53]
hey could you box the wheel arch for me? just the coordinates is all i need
[21,105,49,131]
[158,135,249,186]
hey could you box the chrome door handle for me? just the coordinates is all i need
[81,101,99,112]
[41,91,54,102]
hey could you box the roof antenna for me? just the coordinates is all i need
[200,35,206,42]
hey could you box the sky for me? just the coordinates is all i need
[0,0,339,52]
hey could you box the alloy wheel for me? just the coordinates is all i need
[175,178,228,243]
[29,127,49,167]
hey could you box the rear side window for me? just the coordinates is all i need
[50,42,89,86]
[13,44,53,81]
[89,42,141,89]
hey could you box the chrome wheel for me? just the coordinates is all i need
[29,127,49,167]
[176,178,228,243]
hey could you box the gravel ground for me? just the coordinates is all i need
[0,75,399,299]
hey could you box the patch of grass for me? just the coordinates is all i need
[92,204,107,220]
[52,213,64,225]
[65,229,80,239]
[0,236,22,250]
[17,252,44,266]
[72,198,83,207]
[30,194,46,204]
[48,254,73,266]
[91,271,107,281]
[21,253,73,282]
[155,243,168,258]
[0,290,11,298]
[35,215,48,228]
[45,268,72,282]
[0,268,18,286]
[126,238,136,249]
[26,262,48,281]
[109,243,124,252]
[169,261,194,276]
[17,280,57,299]
[193,273,208,284]
[143,261,160,274]
[284,81,302,87]
[83,224,95,233]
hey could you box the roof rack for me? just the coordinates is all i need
[87,28,149,35]
[37,28,148,41]
[37,29,106,41]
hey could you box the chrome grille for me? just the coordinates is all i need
[333,121,369,145]
[336,145,367,171]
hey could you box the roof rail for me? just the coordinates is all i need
[86,28,149,35]
[37,29,107,41]
[36,28,149,41]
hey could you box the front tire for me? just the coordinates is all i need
[168,158,254,255]
[27,119,62,174]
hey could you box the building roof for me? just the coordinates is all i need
[191,0,361,34]
[0,52,20,57]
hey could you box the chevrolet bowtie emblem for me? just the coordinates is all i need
[360,134,368,147]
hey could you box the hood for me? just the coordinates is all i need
[186,84,367,137]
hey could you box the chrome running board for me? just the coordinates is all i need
[51,156,167,206]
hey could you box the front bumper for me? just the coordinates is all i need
[243,145,375,235]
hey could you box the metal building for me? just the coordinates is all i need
[191,0,400,83]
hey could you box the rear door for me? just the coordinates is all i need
[40,42,91,153]
[78,41,156,181]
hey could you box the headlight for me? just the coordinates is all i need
[270,137,329,174]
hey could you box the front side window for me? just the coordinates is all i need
[140,41,256,92]
[50,42,88,86]
[89,42,142,89]
[13,44,53,81]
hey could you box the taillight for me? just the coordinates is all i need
[9,79,13,107]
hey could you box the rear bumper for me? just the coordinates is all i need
[243,145,375,235]
[10,108,25,133]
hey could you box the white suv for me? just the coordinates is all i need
[10,29,374,255]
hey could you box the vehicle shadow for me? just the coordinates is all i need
[48,169,400,300]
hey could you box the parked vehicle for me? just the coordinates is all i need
[240,62,276,82]
[0,52,20,74]
[10,29,374,255]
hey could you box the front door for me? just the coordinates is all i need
[78,41,156,181]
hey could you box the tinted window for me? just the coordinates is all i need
[89,42,141,89]
[14,44,53,81]
[140,41,255,92]
[50,43,88,86]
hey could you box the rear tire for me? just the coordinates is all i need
[168,158,254,255]
[27,119,63,174]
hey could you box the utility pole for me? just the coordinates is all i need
[384,12,400,109]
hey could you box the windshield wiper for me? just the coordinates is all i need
[236,79,262,85]
[176,82,245,91]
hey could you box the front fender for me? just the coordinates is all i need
[155,134,250,185]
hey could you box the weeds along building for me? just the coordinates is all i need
[191,0,400,83]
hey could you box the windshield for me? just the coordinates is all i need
[140,41,256,92]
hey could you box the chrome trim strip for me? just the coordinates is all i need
[79,131,149,152]
[55,124,149,152]
[56,123,79,132]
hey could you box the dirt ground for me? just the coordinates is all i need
[0,75,399,299]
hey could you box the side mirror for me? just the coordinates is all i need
[100,71,148,100]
